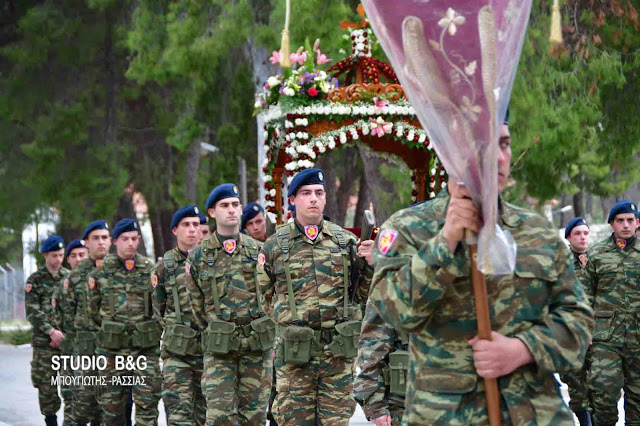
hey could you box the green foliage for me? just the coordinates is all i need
[376,162,412,213]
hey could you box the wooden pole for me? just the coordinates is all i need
[467,231,502,426]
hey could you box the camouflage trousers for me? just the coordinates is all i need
[559,348,591,413]
[31,346,61,416]
[162,355,206,426]
[273,348,356,426]
[201,349,272,426]
[589,342,640,426]
[97,351,162,426]
[73,366,101,424]
[60,354,76,425]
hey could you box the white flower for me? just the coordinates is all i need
[438,8,466,36]
[418,134,426,143]
[328,140,336,149]
[388,105,397,115]
[440,169,446,176]
[285,120,293,128]
[407,131,415,141]
[304,107,311,115]
[254,101,262,109]
[431,168,436,175]
[267,76,281,87]
[430,181,436,188]
[318,145,326,153]
[269,189,276,196]
[430,191,436,198]
[283,87,295,97]
[340,132,347,143]
[311,105,318,114]
[314,71,327,81]
[262,158,269,167]
[442,181,447,188]
[285,162,296,171]
[264,175,272,182]
[287,176,294,185]
[367,106,375,115]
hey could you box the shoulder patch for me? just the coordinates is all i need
[378,229,399,256]
[63,279,69,290]
[25,283,33,293]
[88,277,96,290]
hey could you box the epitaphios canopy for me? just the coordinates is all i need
[364,0,532,274]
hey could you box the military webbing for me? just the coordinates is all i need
[276,226,299,321]
[164,251,182,324]
[329,223,351,320]
[203,246,222,317]
[144,289,150,318]
[83,274,91,322]
[242,235,265,315]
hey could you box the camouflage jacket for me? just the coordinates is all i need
[25,265,68,347]
[185,232,263,329]
[585,234,640,346]
[571,250,589,289]
[87,253,155,330]
[257,220,372,329]
[353,299,407,420]
[69,258,102,332]
[369,190,593,423]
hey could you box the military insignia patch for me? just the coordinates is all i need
[51,297,57,308]
[25,283,32,293]
[151,274,158,288]
[58,242,64,248]
[223,239,236,254]
[96,259,104,267]
[253,205,259,212]
[194,207,199,214]
[88,277,96,290]
[378,229,398,256]
[305,225,319,240]
[185,262,191,276]
[617,239,627,249]
[64,279,69,290]
[233,186,239,194]
[579,253,588,266]
[125,259,135,271]
[258,253,266,269]
[318,171,324,181]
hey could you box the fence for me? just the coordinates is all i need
[0,262,26,321]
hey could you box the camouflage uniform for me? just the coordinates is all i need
[369,190,593,425]
[585,234,640,426]
[353,299,407,425]
[257,220,372,426]
[152,247,206,426]
[69,258,103,424]
[87,253,162,426]
[185,232,273,426]
[56,270,78,425]
[25,265,68,416]
[559,250,591,415]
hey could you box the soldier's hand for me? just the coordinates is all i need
[372,414,392,426]
[48,329,65,348]
[442,181,481,252]
[357,239,374,266]
[468,332,534,379]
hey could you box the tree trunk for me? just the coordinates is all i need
[354,168,371,229]
[357,143,395,224]
[184,140,201,203]
[573,189,584,218]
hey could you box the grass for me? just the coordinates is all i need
[0,328,32,345]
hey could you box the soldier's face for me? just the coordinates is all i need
[67,247,89,270]
[567,225,590,253]
[172,217,200,250]
[85,230,111,259]
[611,213,637,239]
[498,124,512,193]
[114,231,141,259]
[211,197,242,229]
[43,249,65,272]
[244,212,266,241]
[199,224,210,243]
[290,184,326,225]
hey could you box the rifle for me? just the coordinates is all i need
[350,210,376,298]
[265,213,277,239]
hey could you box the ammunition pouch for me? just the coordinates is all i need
[60,332,75,354]
[328,320,361,359]
[388,350,410,396]
[130,320,161,349]
[165,324,199,356]
[280,325,317,365]
[248,315,276,351]
[202,321,239,355]
[97,320,127,350]
[74,331,97,355]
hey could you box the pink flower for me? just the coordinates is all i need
[308,87,318,97]
[269,51,281,64]
[290,51,307,64]
[369,117,392,138]
[372,97,389,108]
[316,49,332,64]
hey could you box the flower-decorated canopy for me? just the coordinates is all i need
[256,6,446,222]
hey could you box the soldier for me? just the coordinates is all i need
[586,200,640,426]
[242,202,267,242]
[368,121,593,424]
[87,218,161,426]
[257,168,373,426]
[25,235,68,426]
[198,213,211,244]
[185,183,273,425]
[559,217,592,425]
[69,220,111,426]
[152,205,206,425]
[66,239,89,270]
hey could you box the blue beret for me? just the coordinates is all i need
[288,168,325,197]
[112,218,139,239]
[170,205,201,229]
[65,239,87,257]
[504,108,510,125]
[40,235,65,253]
[565,217,589,238]
[607,200,638,223]
[82,220,110,240]
[241,202,265,229]
[199,213,209,225]
[205,183,240,210]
